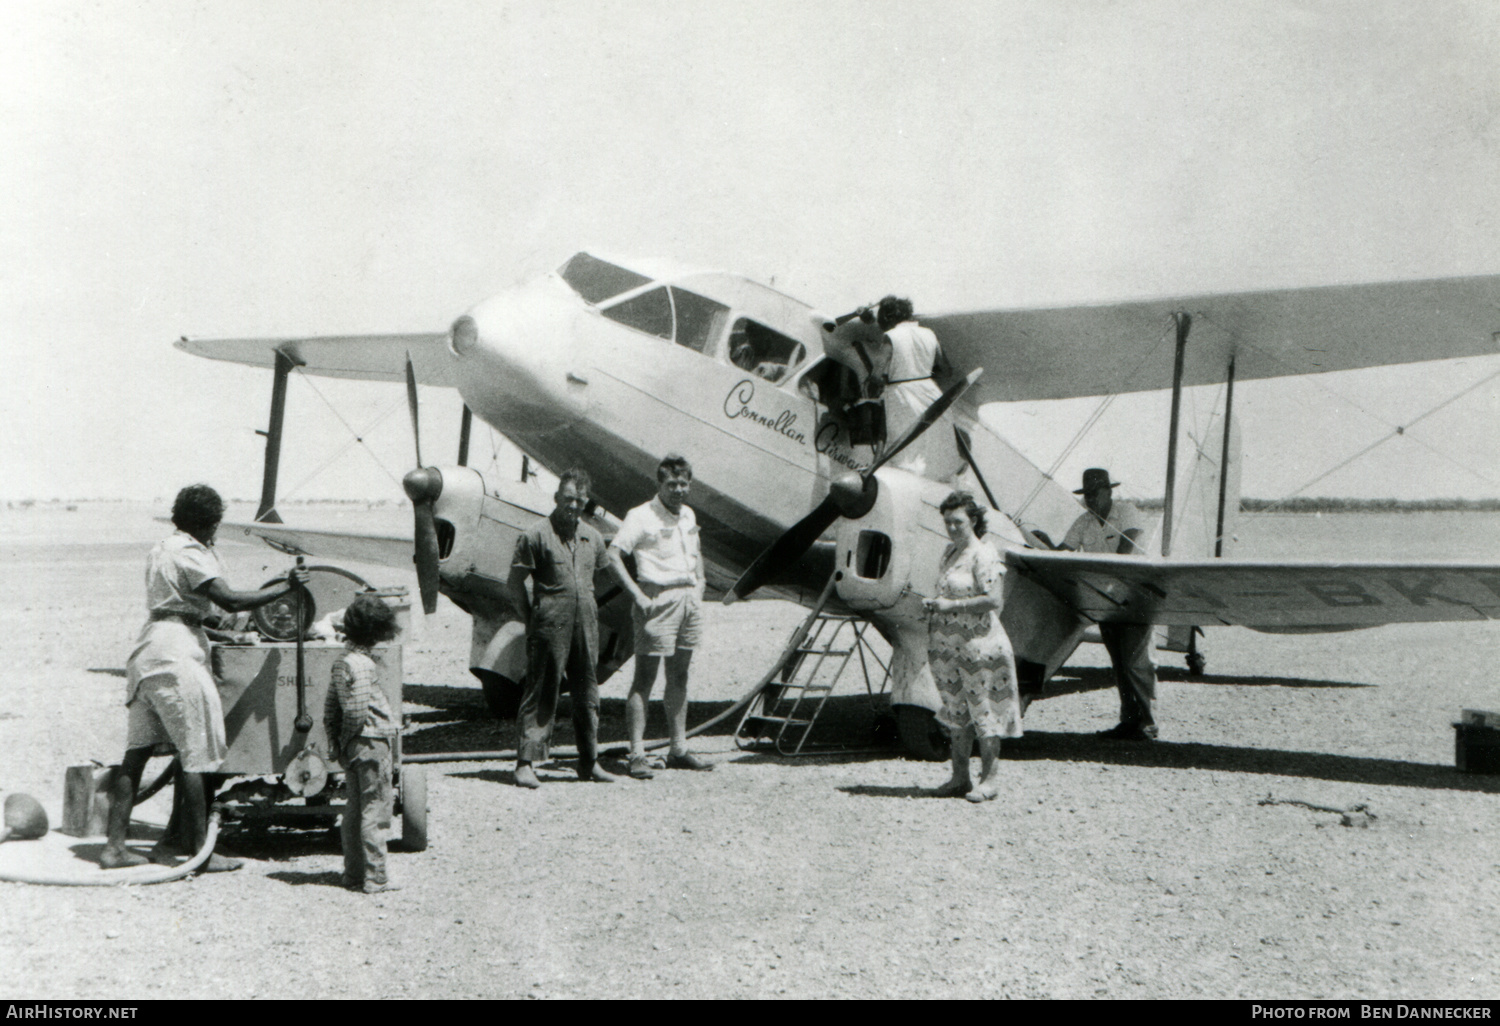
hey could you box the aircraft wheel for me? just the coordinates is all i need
[895,705,950,762]
[1186,651,1207,679]
[399,764,428,852]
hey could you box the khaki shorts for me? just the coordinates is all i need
[632,584,702,657]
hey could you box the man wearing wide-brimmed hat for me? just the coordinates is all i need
[1059,468,1158,741]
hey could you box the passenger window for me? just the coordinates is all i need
[670,288,729,354]
[727,318,806,384]
[602,287,673,340]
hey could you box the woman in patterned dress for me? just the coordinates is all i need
[922,491,1023,802]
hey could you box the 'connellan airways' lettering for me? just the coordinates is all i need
[723,379,805,445]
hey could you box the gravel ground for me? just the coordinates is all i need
[2,504,1499,999]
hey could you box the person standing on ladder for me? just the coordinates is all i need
[876,295,957,477]
[1057,468,1158,741]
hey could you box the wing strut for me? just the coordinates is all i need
[1214,353,1237,557]
[254,348,300,524]
[1160,313,1190,556]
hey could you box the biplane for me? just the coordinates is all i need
[177,252,1500,756]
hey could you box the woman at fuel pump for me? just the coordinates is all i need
[100,484,310,871]
[922,491,1023,803]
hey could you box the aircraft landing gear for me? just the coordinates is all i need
[1186,629,1206,679]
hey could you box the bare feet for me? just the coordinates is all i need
[200,854,243,873]
[99,847,149,869]
[362,882,401,894]
[579,762,619,783]
[514,763,541,789]
[933,777,972,798]
[964,782,1000,803]
[148,838,191,865]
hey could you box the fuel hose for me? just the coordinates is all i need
[0,807,224,887]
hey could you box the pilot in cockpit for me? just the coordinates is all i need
[729,321,795,383]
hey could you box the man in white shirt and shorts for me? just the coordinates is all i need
[607,454,713,779]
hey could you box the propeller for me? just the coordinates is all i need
[402,353,443,614]
[725,368,982,602]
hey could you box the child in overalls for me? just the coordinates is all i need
[324,593,401,893]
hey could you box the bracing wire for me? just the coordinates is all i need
[1016,317,1177,520]
[280,368,407,497]
[1193,312,1500,513]
[1256,363,1500,513]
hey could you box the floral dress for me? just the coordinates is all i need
[927,539,1023,740]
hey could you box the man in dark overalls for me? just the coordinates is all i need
[507,468,617,788]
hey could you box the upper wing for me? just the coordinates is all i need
[1006,549,1500,629]
[174,333,455,386]
[927,275,1500,404]
[220,520,415,569]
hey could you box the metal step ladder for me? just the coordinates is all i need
[734,579,891,756]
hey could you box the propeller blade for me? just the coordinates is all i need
[725,369,983,604]
[405,352,423,469]
[868,367,982,477]
[404,467,444,614]
[412,503,441,614]
[726,496,842,602]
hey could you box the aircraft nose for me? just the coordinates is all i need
[449,278,584,435]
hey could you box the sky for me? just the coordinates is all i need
[3,0,1499,503]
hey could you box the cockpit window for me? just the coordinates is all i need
[670,288,728,354]
[728,318,806,384]
[558,252,651,305]
[602,286,673,339]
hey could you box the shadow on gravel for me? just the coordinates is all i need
[837,784,945,799]
[87,667,127,678]
[402,694,888,755]
[1050,665,1370,694]
[1155,667,1373,689]
[1004,731,1500,794]
[448,764,600,786]
[265,869,346,888]
[218,826,340,861]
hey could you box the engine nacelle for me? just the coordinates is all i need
[830,467,1088,706]
[428,465,634,717]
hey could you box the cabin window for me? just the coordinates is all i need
[855,530,892,580]
[727,318,806,384]
[602,286,673,340]
[558,252,651,305]
[669,288,729,354]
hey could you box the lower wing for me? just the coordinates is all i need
[1007,550,1500,629]
[220,520,416,569]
